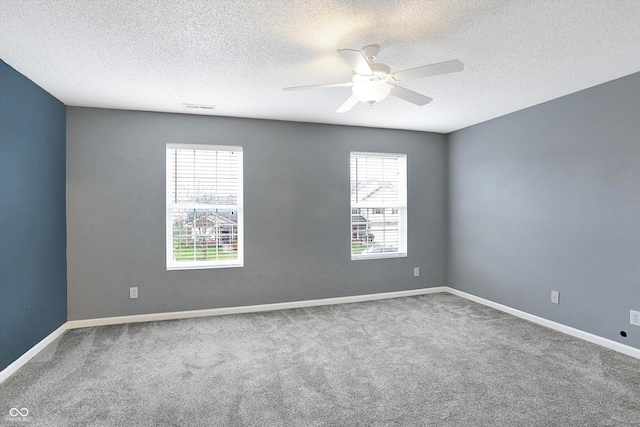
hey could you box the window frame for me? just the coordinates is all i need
[166,143,244,270]
[350,151,408,261]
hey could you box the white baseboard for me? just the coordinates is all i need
[445,287,640,360]
[3,285,638,383]
[66,287,448,329]
[0,323,67,384]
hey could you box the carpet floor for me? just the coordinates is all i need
[1,293,639,426]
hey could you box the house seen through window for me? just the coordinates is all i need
[166,144,243,270]
[350,152,407,260]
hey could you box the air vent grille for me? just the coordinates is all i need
[182,103,216,110]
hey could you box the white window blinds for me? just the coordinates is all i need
[350,152,407,259]
[166,144,243,270]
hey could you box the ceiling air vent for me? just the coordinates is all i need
[182,103,216,110]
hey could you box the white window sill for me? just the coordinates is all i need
[167,262,244,271]
[351,252,407,261]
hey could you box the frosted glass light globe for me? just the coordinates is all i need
[352,81,391,105]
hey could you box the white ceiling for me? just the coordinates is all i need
[1,1,639,133]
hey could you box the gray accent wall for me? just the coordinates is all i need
[448,72,640,349]
[66,108,447,320]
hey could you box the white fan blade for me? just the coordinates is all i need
[392,59,464,81]
[336,95,359,113]
[284,82,353,91]
[389,85,433,106]
[337,49,373,75]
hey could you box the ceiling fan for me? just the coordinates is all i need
[284,45,464,113]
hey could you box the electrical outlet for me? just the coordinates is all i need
[551,290,559,304]
[414,267,419,277]
[130,287,138,299]
[631,310,640,326]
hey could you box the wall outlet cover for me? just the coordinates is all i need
[551,291,560,304]
[414,268,419,277]
[631,310,640,326]
[130,287,138,299]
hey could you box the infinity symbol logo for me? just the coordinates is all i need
[9,408,29,417]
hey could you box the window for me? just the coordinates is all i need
[350,152,407,260]
[166,144,243,270]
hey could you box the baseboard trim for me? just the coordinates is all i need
[445,287,640,360]
[66,287,448,329]
[0,323,67,384]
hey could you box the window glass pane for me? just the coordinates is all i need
[351,208,401,254]
[171,208,239,262]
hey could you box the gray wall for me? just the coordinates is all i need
[66,108,447,320]
[448,72,640,349]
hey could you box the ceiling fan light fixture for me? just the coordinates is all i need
[352,81,391,105]
[283,44,464,113]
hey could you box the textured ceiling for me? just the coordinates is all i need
[1,0,639,133]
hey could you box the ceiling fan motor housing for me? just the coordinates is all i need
[369,63,390,77]
[352,63,390,81]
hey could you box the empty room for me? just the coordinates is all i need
[1,1,639,425]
